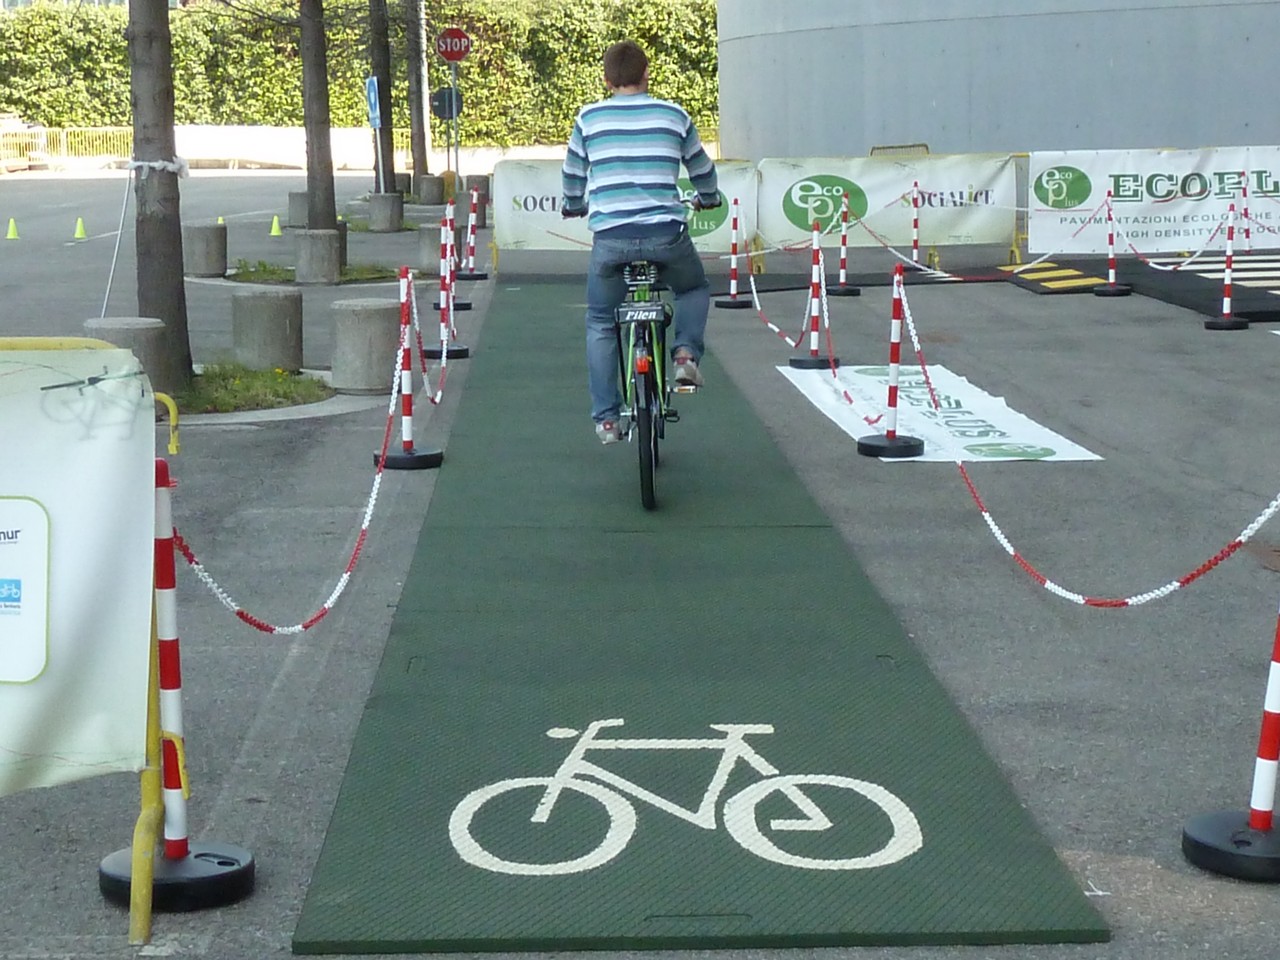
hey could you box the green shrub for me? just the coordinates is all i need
[0,0,718,144]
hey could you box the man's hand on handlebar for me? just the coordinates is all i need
[691,194,723,211]
[562,203,587,219]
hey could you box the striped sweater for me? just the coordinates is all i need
[562,92,718,234]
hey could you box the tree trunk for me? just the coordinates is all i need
[300,0,337,229]
[368,0,396,193]
[127,0,192,384]
[405,0,430,180]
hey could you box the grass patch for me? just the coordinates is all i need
[176,363,334,414]
[344,218,421,233]
[228,259,399,283]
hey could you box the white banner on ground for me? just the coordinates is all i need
[756,154,1017,251]
[778,364,1101,462]
[0,349,154,797]
[1027,146,1280,254]
[492,159,758,252]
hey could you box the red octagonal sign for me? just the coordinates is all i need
[437,27,471,62]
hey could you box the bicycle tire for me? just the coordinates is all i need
[636,369,656,510]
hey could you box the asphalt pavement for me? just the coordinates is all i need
[3,170,1280,959]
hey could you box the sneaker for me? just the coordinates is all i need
[595,419,621,444]
[673,353,704,388]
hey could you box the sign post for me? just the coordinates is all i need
[435,28,471,186]
[365,76,387,193]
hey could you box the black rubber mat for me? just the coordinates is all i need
[292,282,1109,953]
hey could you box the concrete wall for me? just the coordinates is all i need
[717,0,1280,160]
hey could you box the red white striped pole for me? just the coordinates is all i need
[456,187,489,281]
[1094,189,1131,297]
[439,215,450,346]
[831,194,860,297]
[855,264,923,458]
[154,458,189,861]
[1206,202,1247,330]
[1242,171,1252,252]
[715,197,752,309]
[379,268,443,468]
[788,221,829,369]
[911,181,921,265]
[1248,610,1280,831]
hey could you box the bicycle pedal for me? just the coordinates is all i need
[673,384,699,394]
[664,409,680,423]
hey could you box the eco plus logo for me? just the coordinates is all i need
[783,176,867,233]
[964,442,1057,460]
[1033,167,1092,209]
[0,578,21,613]
[678,180,729,237]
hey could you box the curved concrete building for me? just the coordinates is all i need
[717,0,1280,161]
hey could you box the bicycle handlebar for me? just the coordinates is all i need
[561,194,723,219]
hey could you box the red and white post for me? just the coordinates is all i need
[424,206,472,358]
[444,199,472,314]
[380,266,443,469]
[1182,600,1280,881]
[1094,189,1132,297]
[1242,170,1252,252]
[1206,202,1247,330]
[715,197,753,309]
[830,192,860,297]
[456,186,488,281]
[154,459,189,861]
[856,264,923,458]
[789,220,838,368]
[911,180,921,266]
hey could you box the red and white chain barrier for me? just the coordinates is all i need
[892,278,1280,606]
[396,267,416,454]
[1248,609,1280,830]
[457,187,488,281]
[828,194,860,296]
[154,458,190,860]
[885,266,906,440]
[174,306,413,633]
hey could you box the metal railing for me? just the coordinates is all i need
[0,127,131,168]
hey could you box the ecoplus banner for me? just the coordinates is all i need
[0,348,154,797]
[1027,146,1280,254]
[493,159,758,253]
[755,154,1017,250]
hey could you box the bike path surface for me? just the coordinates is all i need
[292,281,1108,953]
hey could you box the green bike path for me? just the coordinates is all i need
[292,281,1108,953]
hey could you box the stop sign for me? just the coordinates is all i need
[437,28,471,62]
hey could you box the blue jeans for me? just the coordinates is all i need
[584,225,709,423]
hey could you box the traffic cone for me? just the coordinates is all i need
[217,215,225,225]
[5,218,17,240]
[269,215,282,237]
[73,217,86,240]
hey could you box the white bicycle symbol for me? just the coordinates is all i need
[448,718,923,876]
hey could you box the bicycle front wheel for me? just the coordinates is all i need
[636,369,656,509]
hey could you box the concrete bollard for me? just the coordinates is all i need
[231,287,303,372]
[295,228,341,285]
[84,316,184,398]
[330,298,400,394]
[418,223,442,274]
[394,172,412,195]
[463,174,490,229]
[182,221,227,277]
[415,174,445,205]
[287,190,309,228]
[368,193,404,233]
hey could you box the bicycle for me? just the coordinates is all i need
[448,717,923,876]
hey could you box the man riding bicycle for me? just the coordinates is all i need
[561,40,721,444]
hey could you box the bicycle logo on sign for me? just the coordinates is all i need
[448,718,923,876]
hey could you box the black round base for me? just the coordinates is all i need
[788,356,839,370]
[377,446,444,470]
[1093,283,1132,297]
[856,434,925,459]
[1204,317,1249,331]
[99,841,255,912]
[433,300,473,313]
[714,298,753,310]
[422,343,471,360]
[828,285,861,297]
[456,270,488,281]
[1182,809,1280,882]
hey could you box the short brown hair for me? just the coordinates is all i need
[603,41,648,88]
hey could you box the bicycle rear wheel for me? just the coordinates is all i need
[636,370,656,510]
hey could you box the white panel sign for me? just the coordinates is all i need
[1027,146,1280,254]
[0,348,154,797]
[755,154,1017,250]
[492,159,758,253]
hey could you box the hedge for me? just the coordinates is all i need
[0,0,718,146]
